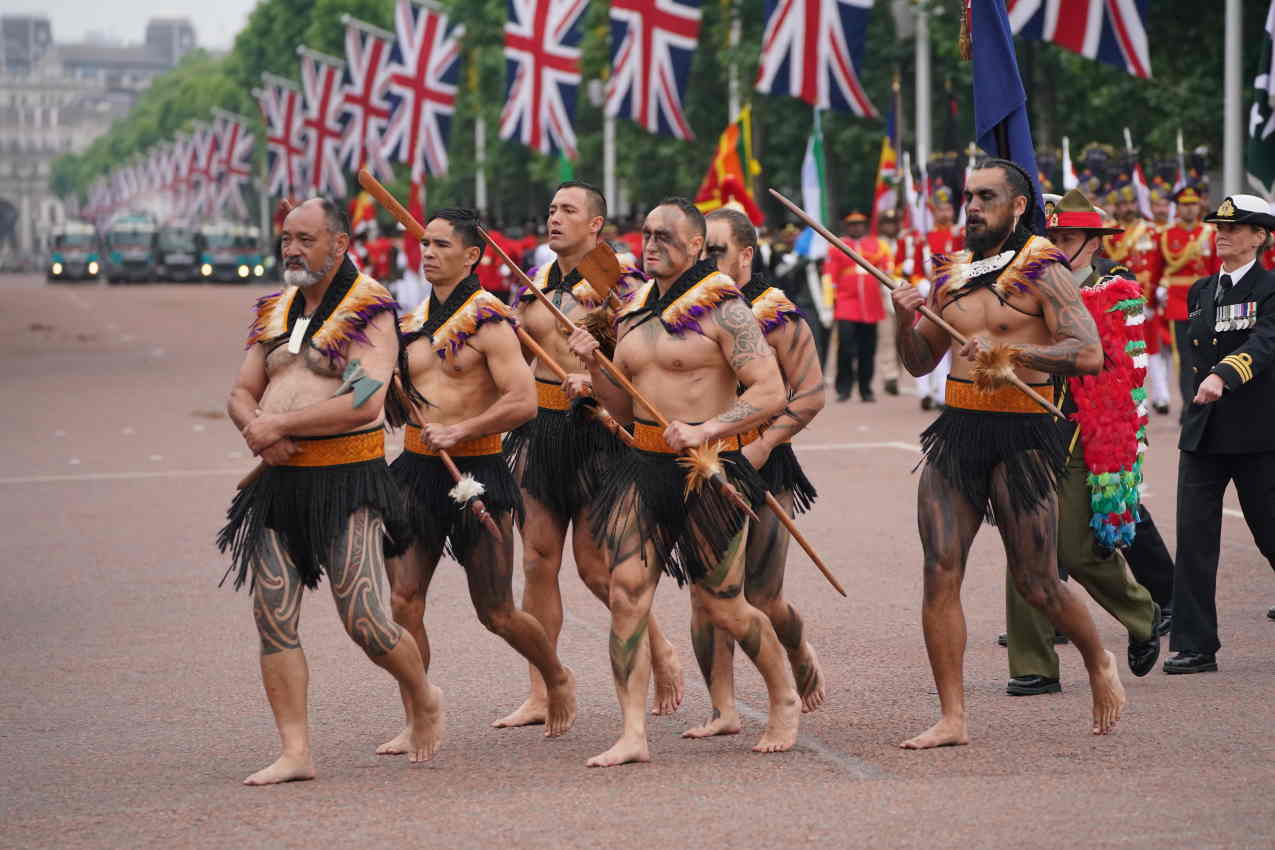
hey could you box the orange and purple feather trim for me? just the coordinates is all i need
[750,287,803,334]
[400,289,513,359]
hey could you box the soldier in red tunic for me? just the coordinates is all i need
[1159,186,1220,415]
[825,211,893,402]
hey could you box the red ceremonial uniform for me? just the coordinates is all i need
[475,230,521,296]
[365,236,395,282]
[827,235,893,322]
[1159,221,1219,321]
[922,226,964,280]
[1104,219,1166,353]
[1260,243,1275,271]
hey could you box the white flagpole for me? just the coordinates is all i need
[604,113,617,212]
[1224,0,1243,196]
[727,7,741,120]
[475,115,488,214]
[914,2,932,174]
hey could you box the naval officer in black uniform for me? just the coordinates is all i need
[1166,194,1275,674]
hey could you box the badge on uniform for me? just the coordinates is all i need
[1214,301,1257,332]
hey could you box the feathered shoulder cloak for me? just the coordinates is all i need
[245,258,396,365]
[618,259,742,336]
[740,275,803,335]
[518,261,645,311]
[930,233,1067,308]
[399,275,514,359]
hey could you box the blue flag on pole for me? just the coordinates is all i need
[970,0,1045,233]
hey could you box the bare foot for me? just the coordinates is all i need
[752,693,800,753]
[585,734,650,767]
[650,641,684,716]
[1089,649,1127,736]
[545,667,577,738]
[681,709,742,739]
[375,727,412,756]
[899,716,970,750]
[491,697,547,729]
[408,684,444,763]
[792,643,826,714]
[242,753,316,786]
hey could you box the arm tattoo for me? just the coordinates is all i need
[718,398,760,424]
[1012,265,1100,375]
[716,297,772,371]
[897,325,940,376]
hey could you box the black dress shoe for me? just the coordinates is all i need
[1053,631,1069,645]
[861,392,877,402]
[1267,606,1275,621]
[996,632,1008,646]
[1156,607,1173,637]
[836,392,851,403]
[1163,651,1218,674]
[1007,675,1062,696]
[920,396,933,411]
[884,378,899,396]
[1153,402,1170,415]
[1127,605,1161,677]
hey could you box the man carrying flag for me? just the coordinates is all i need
[890,0,1127,750]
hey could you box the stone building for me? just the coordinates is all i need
[0,15,195,269]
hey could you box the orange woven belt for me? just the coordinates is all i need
[404,425,502,457]
[631,421,759,454]
[535,379,570,411]
[944,378,1054,414]
[285,429,385,467]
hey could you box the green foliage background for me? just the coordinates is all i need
[51,0,1267,227]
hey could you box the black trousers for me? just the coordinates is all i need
[1173,320,1193,414]
[835,320,877,398]
[1172,449,1275,654]
[1125,503,1175,610]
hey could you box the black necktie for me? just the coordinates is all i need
[1220,274,1233,291]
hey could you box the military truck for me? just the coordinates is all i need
[155,225,201,282]
[102,213,158,283]
[46,221,100,282]
[196,222,266,283]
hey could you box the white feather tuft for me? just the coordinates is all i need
[449,475,486,504]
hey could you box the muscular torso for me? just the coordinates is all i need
[614,313,736,424]
[934,287,1054,384]
[406,334,500,427]
[520,286,592,381]
[260,343,386,427]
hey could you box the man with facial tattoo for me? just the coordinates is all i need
[219,198,442,784]
[496,182,685,730]
[567,197,799,767]
[890,161,1127,749]
[678,207,828,741]
[376,208,577,754]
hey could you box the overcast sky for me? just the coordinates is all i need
[18,0,260,50]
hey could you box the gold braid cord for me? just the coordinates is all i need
[1161,228,1204,277]
[971,343,1020,393]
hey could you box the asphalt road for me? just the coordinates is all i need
[2,273,1272,849]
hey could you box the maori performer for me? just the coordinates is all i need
[566,197,800,766]
[378,208,577,752]
[681,207,827,740]
[890,161,1127,749]
[497,182,685,729]
[219,198,441,784]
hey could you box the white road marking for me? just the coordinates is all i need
[148,454,163,462]
[53,430,66,438]
[121,427,135,435]
[798,441,921,453]
[68,458,80,466]
[0,468,244,485]
[192,424,206,432]
[1223,508,1244,519]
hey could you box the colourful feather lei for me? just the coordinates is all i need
[1067,276,1149,549]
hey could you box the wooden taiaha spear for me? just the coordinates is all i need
[768,188,1068,420]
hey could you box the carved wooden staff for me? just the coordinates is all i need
[769,188,1067,420]
[478,218,845,597]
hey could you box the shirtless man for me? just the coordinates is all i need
[497,182,684,729]
[890,161,1127,749]
[567,197,800,766]
[682,207,827,739]
[378,207,576,751]
[219,197,441,784]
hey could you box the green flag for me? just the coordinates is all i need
[558,152,575,182]
[1247,1,1275,198]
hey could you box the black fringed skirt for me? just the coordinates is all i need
[757,442,818,515]
[217,428,410,591]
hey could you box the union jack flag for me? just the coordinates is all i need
[189,121,219,217]
[605,0,702,140]
[340,15,397,179]
[1007,0,1151,79]
[255,73,307,198]
[382,0,463,180]
[212,109,255,219]
[500,0,588,157]
[298,46,350,197]
[755,0,879,118]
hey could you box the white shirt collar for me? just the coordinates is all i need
[1219,257,1256,291]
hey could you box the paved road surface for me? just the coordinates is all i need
[2,273,1272,849]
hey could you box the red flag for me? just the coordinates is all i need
[403,180,423,274]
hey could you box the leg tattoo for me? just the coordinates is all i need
[610,616,650,690]
[252,532,304,655]
[328,509,402,657]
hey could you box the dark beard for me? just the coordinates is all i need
[966,218,1013,258]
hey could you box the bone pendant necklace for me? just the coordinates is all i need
[288,315,311,354]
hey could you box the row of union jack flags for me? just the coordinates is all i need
[82,110,256,223]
